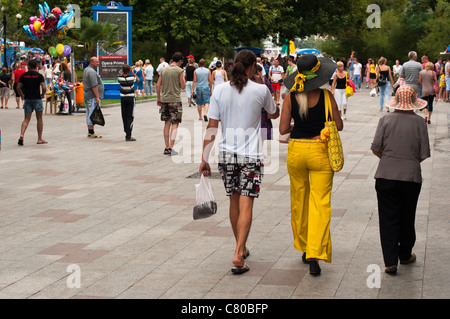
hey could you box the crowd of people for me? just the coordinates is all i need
[6,47,447,278]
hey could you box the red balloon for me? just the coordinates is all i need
[51,7,63,18]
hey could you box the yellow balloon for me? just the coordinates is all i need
[56,44,64,55]
[34,20,42,33]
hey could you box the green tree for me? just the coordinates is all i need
[127,0,283,59]
[417,0,450,60]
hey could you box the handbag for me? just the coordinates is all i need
[323,90,344,172]
[345,73,354,97]
[90,104,105,126]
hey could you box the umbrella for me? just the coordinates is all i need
[234,46,265,54]
[30,48,45,54]
[295,48,321,55]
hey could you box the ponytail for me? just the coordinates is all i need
[231,50,256,93]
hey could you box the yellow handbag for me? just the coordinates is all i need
[345,73,354,97]
[324,90,344,172]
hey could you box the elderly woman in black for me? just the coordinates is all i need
[371,85,430,274]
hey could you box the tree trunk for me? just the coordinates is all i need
[165,36,190,62]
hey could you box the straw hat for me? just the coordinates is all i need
[284,54,337,93]
[386,85,427,111]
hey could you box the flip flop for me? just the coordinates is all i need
[243,249,250,259]
[231,263,249,275]
[37,140,48,144]
[18,138,23,146]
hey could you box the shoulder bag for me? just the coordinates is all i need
[345,73,354,97]
[323,90,344,172]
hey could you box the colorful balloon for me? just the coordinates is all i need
[63,45,71,56]
[33,20,42,33]
[49,46,57,57]
[44,2,51,15]
[56,44,64,55]
[57,11,73,30]
[39,4,45,18]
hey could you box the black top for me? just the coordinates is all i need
[290,89,326,139]
[335,74,347,89]
[185,65,196,81]
[63,70,71,82]
[19,71,45,100]
[0,73,11,88]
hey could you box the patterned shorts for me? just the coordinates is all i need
[160,102,182,124]
[218,152,264,198]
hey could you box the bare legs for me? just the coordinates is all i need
[229,193,254,267]
[163,121,178,149]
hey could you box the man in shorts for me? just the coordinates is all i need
[0,67,11,109]
[269,59,284,105]
[16,59,47,145]
[156,52,186,156]
[83,57,104,138]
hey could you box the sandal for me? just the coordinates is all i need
[164,148,171,155]
[37,140,48,144]
[231,262,249,275]
[18,138,24,146]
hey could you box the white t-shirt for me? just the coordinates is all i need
[445,62,450,77]
[270,65,284,83]
[156,61,169,75]
[208,80,276,159]
[393,65,402,75]
[353,63,362,76]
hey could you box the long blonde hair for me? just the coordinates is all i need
[294,92,309,119]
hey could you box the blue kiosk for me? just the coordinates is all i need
[92,1,133,99]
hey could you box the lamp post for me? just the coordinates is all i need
[1,6,6,68]
[15,13,21,69]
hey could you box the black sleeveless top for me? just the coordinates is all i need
[335,74,347,89]
[290,90,326,139]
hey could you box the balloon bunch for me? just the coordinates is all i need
[48,43,71,58]
[23,2,74,40]
[53,77,75,95]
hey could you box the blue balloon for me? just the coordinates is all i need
[44,2,51,15]
[57,11,73,30]
[39,4,45,18]
[23,25,37,40]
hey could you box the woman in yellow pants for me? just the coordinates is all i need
[280,54,342,275]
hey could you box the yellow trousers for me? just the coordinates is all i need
[287,139,334,263]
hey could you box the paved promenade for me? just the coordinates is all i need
[0,86,449,301]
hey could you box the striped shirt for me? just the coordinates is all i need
[118,75,136,97]
[399,60,423,86]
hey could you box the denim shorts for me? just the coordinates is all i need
[195,86,210,105]
[85,98,97,125]
[23,99,43,114]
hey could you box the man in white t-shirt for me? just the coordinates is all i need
[352,58,363,91]
[156,58,169,75]
[199,50,279,274]
[269,59,284,105]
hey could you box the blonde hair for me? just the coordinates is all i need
[294,92,309,119]
[378,57,387,65]
[425,62,434,71]
[336,61,344,67]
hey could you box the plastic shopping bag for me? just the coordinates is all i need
[193,174,217,220]
[370,88,377,97]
